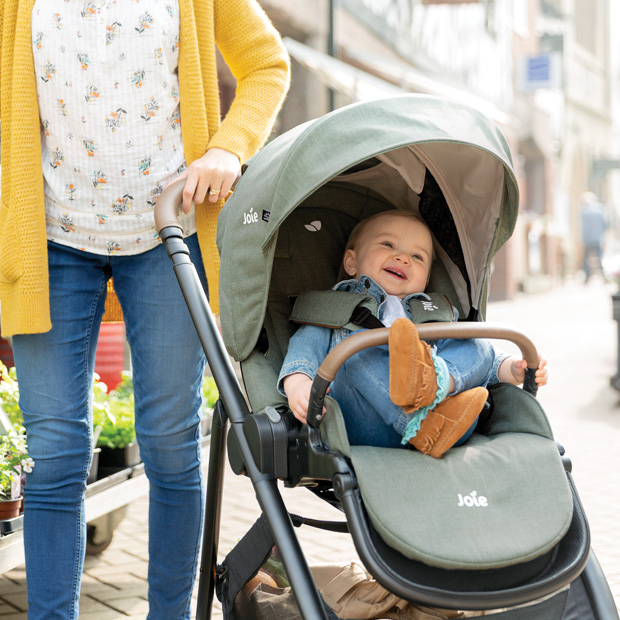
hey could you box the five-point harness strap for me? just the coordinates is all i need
[290,290,455,330]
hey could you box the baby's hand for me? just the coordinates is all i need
[501,354,548,387]
[534,355,549,386]
[283,373,314,424]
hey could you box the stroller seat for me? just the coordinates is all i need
[222,175,588,609]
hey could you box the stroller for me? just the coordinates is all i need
[155,95,619,620]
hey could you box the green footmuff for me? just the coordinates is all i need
[323,384,573,571]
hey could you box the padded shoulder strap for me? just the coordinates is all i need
[290,290,376,329]
[407,293,455,324]
[291,290,455,329]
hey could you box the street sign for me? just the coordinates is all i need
[518,52,562,91]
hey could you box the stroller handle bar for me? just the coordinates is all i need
[308,322,539,428]
[154,175,241,235]
[155,177,186,234]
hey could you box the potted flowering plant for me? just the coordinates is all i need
[0,433,34,519]
[92,371,141,469]
[0,363,34,516]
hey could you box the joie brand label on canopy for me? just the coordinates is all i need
[457,491,488,507]
[243,208,259,225]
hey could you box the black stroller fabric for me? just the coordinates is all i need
[215,515,341,620]
[214,513,597,620]
[417,169,474,318]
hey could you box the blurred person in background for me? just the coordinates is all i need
[580,191,608,284]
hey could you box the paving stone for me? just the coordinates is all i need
[88,593,149,616]
[77,610,128,620]
[78,577,121,596]
[79,594,124,613]
[0,600,20,617]
[0,571,25,588]
[92,582,148,601]
[0,595,25,614]
[0,580,25,596]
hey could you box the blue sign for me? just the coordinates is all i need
[527,55,551,82]
[520,53,562,91]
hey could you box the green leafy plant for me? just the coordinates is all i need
[0,363,33,500]
[1,363,218,453]
[92,371,136,450]
[93,371,219,448]
[201,375,219,410]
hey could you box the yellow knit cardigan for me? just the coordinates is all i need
[0,0,290,336]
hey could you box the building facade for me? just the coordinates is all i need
[218,0,618,298]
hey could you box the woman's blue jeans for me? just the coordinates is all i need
[332,337,494,448]
[12,235,207,620]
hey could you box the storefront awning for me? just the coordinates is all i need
[343,46,512,127]
[284,38,511,127]
[284,38,405,101]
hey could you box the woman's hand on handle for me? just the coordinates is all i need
[166,147,241,213]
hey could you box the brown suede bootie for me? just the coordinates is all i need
[389,318,438,413]
[409,387,488,458]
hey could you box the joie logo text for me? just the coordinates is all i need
[243,208,259,225]
[457,491,488,507]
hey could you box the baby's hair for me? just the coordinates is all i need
[345,209,430,252]
[339,209,434,282]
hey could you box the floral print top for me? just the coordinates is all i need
[31,0,195,255]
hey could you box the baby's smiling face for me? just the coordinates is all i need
[343,213,433,299]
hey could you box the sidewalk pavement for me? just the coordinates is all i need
[0,277,618,618]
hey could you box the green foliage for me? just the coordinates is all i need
[92,371,136,449]
[0,364,25,432]
[0,363,34,499]
[202,375,219,410]
[1,364,219,453]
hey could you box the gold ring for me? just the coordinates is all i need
[208,188,220,196]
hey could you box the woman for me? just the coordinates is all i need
[0,0,290,617]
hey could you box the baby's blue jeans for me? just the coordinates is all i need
[331,337,495,448]
[12,235,207,620]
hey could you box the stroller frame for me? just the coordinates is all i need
[156,204,617,620]
[154,225,330,619]
[154,95,619,619]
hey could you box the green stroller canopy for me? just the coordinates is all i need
[217,94,519,361]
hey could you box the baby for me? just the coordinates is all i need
[279,210,547,458]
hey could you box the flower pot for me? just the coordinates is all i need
[0,334,14,369]
[87,448,101,484]
[0,497,22,520]
[99,442,141,468]
[95,322,127,390]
